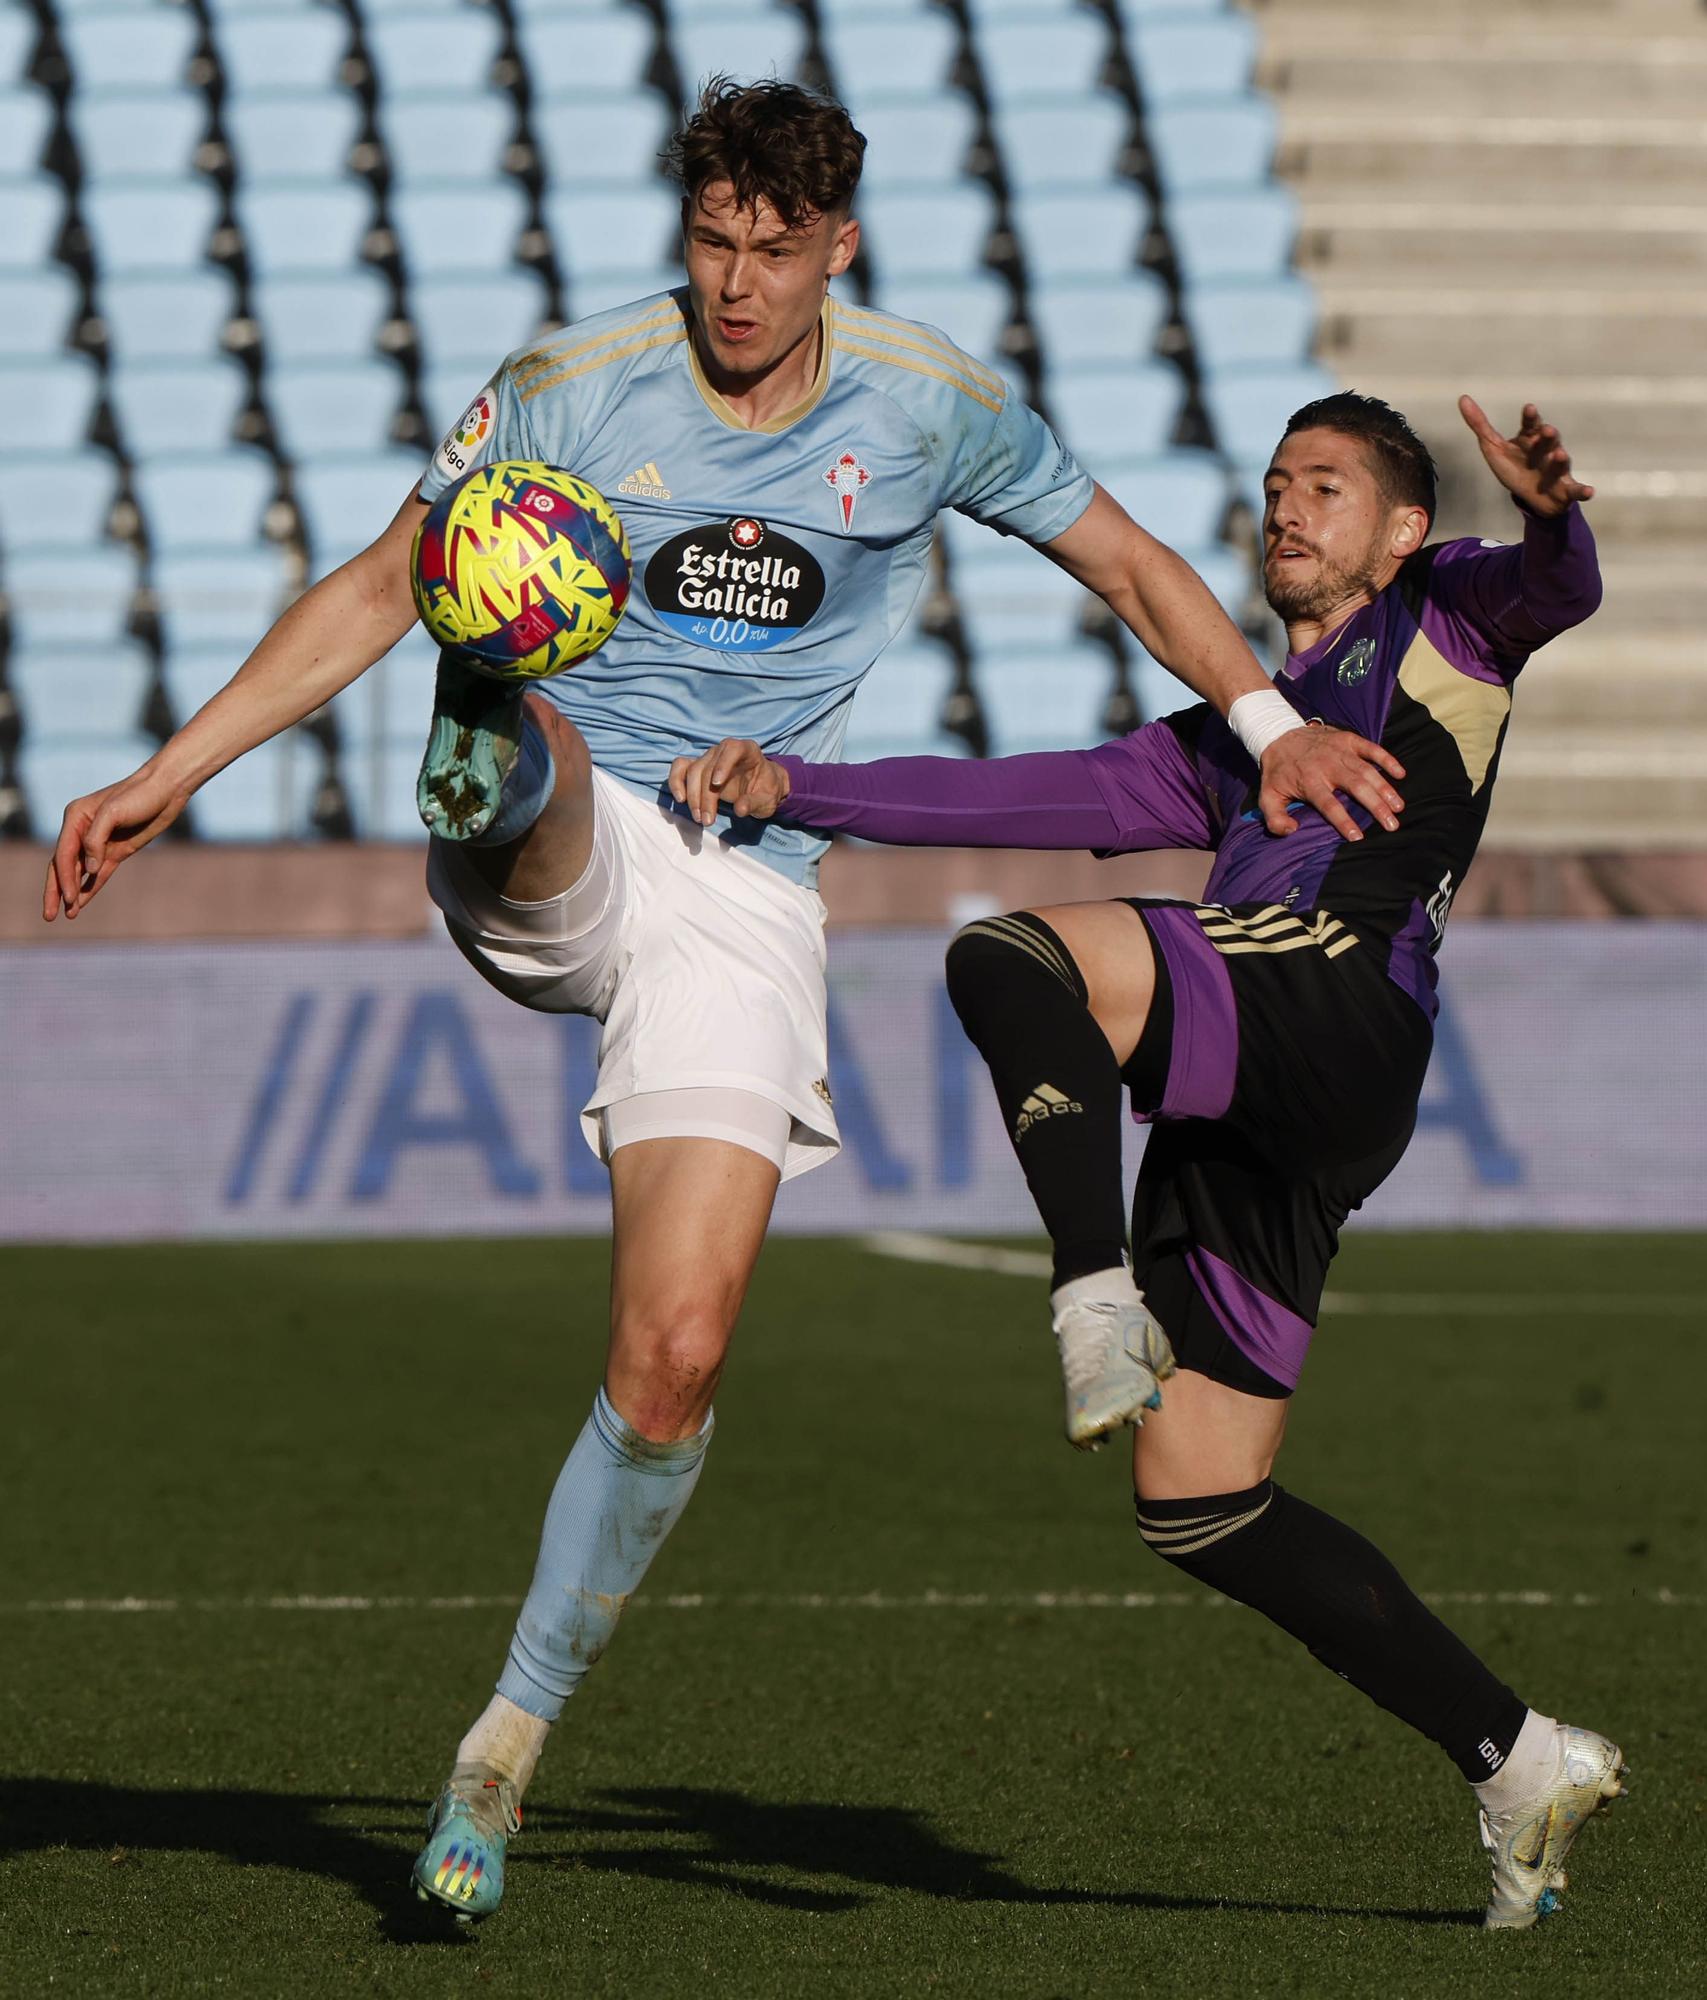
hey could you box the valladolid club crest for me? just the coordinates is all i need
[1337,637,1377,685]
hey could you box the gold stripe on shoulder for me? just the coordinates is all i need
[835,337,1004,415]
[509,301,682,385]
[836,306,1004,395]
[519,327,688,402]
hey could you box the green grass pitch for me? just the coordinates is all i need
[3,1233,1704,1997]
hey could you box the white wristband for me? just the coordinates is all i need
[1229,688,1307,764]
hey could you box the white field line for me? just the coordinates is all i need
[861,1231,1707,1318]
[10,1588,1702,1615]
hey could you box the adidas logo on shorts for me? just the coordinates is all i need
[1014,1082,1081,1142]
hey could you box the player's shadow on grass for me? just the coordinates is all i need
[0,1778,1480,1935]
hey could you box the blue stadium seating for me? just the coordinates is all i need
[392,184,530,278]
[0,177,63,269]
[134,454,277,553]
[267,360,406,461]
[1201,362,1337,470]
[568,271,685,321]
[3,355,100,450]
[380,96,514,188]
[189,738,306,842]
[938,512,1098,655]
[1128,15,1257,102]
[363,15,504,97]
[859,186,997,283]
[0,452,118,548]
[1011,186,1150,280]
[209,12,349,94]
[8,643,152,741]
[225,93,362,184]
[0,85,50,175]
[1190,276,1315,369]
[1030,273,1168,369]
[1098,451,1228,548]
[101,272,236,363]
[1168,187,1297,281]
[59,10,197,91]
[110,358,250,456]
[542,185,680,289]
[994,96,1130,191]
[513,8,657,97]
[411,272,550,372]
[5,547,138,648]
[532,96,673,191]
[0,9,36,85]
[672,11,809,91]
[84,182,220,275]
[822,16,959,102]
[1049,362,1184,460]
[293,452,425,572]
[253,272,390,365]
[877,276,1012,371]
[840,644,958,762]
[979,19,1112,106]
[70,89,206,181]
[0,269,79,356]
[154,545,290,651]
[1148,98,1277,192]
[851,99,978,188]
[977,643,1112,756]
[236,184,374,278]
[19,738,161,836]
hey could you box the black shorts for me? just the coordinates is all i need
[1119,899,1433,1399]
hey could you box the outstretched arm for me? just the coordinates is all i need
[43,490,427,922]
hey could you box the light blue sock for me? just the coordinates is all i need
[470,710,556,848]
[496,1387,713,1721]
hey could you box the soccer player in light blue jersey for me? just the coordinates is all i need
[45,81,1405,1924]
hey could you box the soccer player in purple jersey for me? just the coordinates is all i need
[671,392,1627,1929]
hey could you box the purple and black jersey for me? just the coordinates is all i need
[774,503,1601,1019]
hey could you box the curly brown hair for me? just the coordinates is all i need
[663,76,865,230]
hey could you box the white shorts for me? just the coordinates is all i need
[425,767,840,1181]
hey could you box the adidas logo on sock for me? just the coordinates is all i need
[616,461,672,501]
[1014,1082,1082,1142]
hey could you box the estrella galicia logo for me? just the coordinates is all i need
[643,518,826,652]
[1337,637,1377,686]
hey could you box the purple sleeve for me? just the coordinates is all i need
[772,715,1217,854]
[1424,503,1602,677]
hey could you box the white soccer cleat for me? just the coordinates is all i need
[1050,1270,1177,1451]
[1479,1722,1627,1931]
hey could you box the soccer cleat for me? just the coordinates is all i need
[411,1763,522,1923]
[417,651,524,841]
[1479,1723,1627,1930]
[1050,1272,1177,1451]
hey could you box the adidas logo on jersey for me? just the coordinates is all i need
[1014,1082,1082,1142]
[617,461,672,501]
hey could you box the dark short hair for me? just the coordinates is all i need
[664,77,865,231]
[1281,391,1437,525]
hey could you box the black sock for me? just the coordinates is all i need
[1137,1482,1528,1783]
[944,913,1128,1290]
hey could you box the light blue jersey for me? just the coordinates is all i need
[419,289,1093,883]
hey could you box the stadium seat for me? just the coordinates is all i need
[1189,277,1316,370]
[566,270,685,320]
[209,12,349,94]
[101,272,236,363]
[1201,362,1337,470]
[975,642,1112,756]
[979,19,1112,107]
[421,366,500,441]
[1,355,100,451]
[532,96,674,192]
[59,10,196,91]
[858,186,997,283]
[133,453,277,554]
[293,452,427,571]
[392,184,529,278]
[252,271,390,366]
[994,95,1130,191]
[874,276,1012,371]
[1168,187,1297,282]
[4,547,139,648]
[8,643,153,741]
[1097,450,1228,548]
[542,185,681,288]
[1148,97,1276,192]
[1011,185,1149,280]
[109,358,250,457]
[363,15,504,97]
[1116,0,1226,19]
[235,184,375,278]
[266,361,406,461]
[0,451,119,549]
[512,8,656,97]
[161,644,250,729]
[1128,15,1257,103]
[189,736,303,841]
[154,545,291,650]
[0,10,37,86]
[1029,273,1168,369]
[356,736,432,841]
[411,271,551,372]
[0,177,64,271]
[849,98,978,189]
[1048,362,1184,460]
[670,12,809,92]
[203,0,326,14]
[0,85,51,175]
[83,182,220,276]
[380,96,514,188]
[333,624,437,755]
[0,268,79,356]
[224,92,362,184]
[19,737,161,837]
[821,16,959,103]
[939,513,1097,655]
[69,89,206,181]
[963,0,1091,18]
[840,643,957,762]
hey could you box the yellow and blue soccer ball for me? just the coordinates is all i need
[412,461,631,681]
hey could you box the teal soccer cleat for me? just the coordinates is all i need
[411,1764,522,1923]
[416,652,525,842]
[1480,1723,1627,1931]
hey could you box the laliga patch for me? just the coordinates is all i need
[824,450,871,531]
[643,518,825,652]
[432,384,496,484]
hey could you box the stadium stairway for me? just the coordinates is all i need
[1246,0,1707,850]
